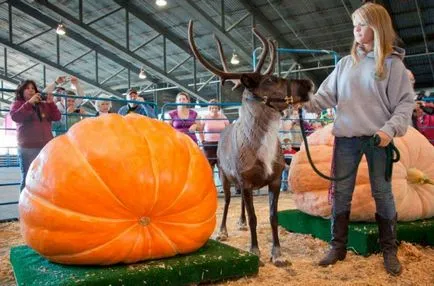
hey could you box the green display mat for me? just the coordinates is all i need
[10,240,259,286]
[278,209,434,256]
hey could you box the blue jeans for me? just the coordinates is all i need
[18,147,42,191]
[281,165,289,191]
[332,137,396,220]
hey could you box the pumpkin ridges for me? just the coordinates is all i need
[66,134,134,214]
[125,115,191,216]
[47,223,138,259]
[142,225,152,259]
[151,133,214,217]
[67,115,157,216]
[151,133,192,217]
[159,171,215,216]
[123,116,160,216]
[20,114,218,264]
[123,224,147,264]
[24,136,136,219]
[45,224,146,265]
[155,215,215,227]
[19,189,139,257]
[20,188,136,224]
[154,216,215,253]
[155,188,216,224]
[417,186,434,218]
[147,223,178,258]
[151,223,179,254]
[168,136,215,213]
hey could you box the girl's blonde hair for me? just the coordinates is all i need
[95,94,112,111]
[350,2,395,79]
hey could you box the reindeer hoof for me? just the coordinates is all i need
[271,256,290,267]
[250,247,261,257]
[216,232,228,241]
[237,221,248,231]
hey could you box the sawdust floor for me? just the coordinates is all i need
[1,193,433,285]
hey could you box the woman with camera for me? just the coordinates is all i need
[10,80,61,191]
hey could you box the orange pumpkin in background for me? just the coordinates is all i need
[19,114,217,265]
[290,124,434,222]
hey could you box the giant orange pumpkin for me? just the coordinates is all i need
[19,114,217,265]
[290,124,434,222]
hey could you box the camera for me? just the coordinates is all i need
[40,94,47,101]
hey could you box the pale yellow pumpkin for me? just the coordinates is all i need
[289,124,434,221]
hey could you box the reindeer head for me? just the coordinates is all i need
[188,20,312,112]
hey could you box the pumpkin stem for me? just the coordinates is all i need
[139,217,151,226]
[407,168,434,185]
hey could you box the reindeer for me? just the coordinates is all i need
[188,21,312,266]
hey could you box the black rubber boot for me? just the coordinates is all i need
[376,213,402,276]
[318,211,350,266]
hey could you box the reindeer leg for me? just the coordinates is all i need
[237,195,248,231]
[268,181,289,267]
[242,188,262,261]
[216,172,230,241]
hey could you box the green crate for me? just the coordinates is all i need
[278,209,434,256]
[10,240,259,286]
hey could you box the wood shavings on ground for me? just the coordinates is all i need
[0,222,22,285]
[1,193,433,285]
[211,193,434,286]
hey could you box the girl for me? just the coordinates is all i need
[302,2,414,276]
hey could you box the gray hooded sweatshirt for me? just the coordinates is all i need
[304,47,414,138]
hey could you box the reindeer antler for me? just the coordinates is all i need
[252,27,269,73]
[264,40,277,76]
[214,35,242,90]
[188,20,275,86]
[188,21,249,85]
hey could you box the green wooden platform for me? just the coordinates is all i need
[10,240,259,286]
[278,209,434,256]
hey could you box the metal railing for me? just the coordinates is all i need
[1,87,433,221]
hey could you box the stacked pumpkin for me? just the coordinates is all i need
[19,114,217,265]
[289,124,434,221]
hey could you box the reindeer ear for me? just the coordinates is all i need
[240,74,261,89]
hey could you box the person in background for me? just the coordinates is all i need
[94,94,112,116]
[198,99,230,168]
[320,108,335,124]
[300,2,414,275]
[279,108,297,192]
[45,76,85,134]
[166,92,200,143]
[311,120,325,130]
[288,108,313,151]
[118,88,156,118]
[10,80,61,191]
[408,70,434,134]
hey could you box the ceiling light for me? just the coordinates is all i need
[139,68,147,79]
[230,51,240,65]
[56,23,66,36]
[156,0,167,7]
